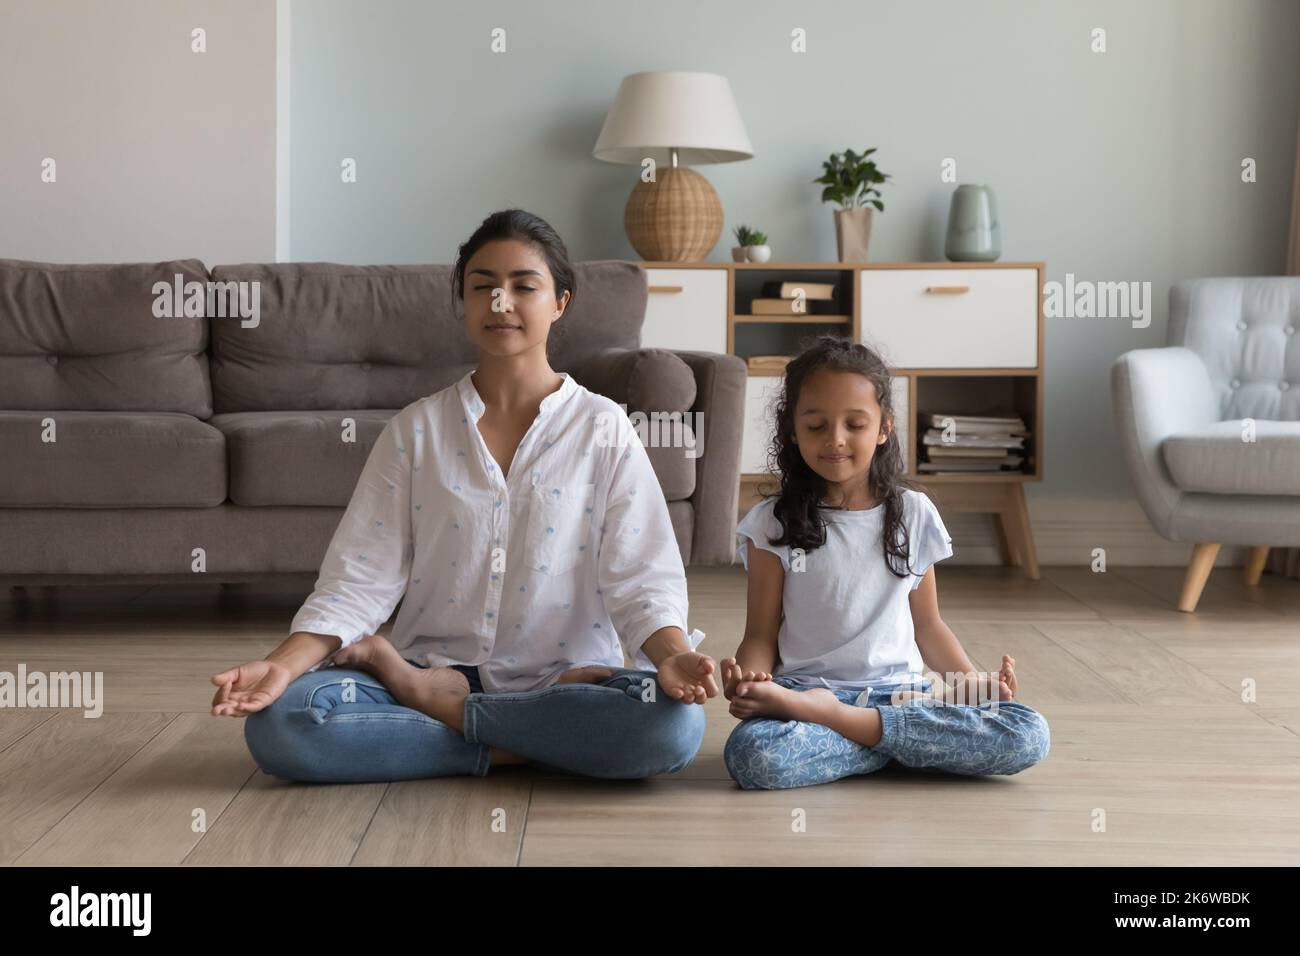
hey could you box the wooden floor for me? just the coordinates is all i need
[2,564,1298,866]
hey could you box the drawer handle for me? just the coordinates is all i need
[924,285,971,295]
[648,285,684,294]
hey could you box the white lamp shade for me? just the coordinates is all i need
[592,71,754,166]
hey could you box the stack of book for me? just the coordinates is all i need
[918,412,1028,474]
[748,280,836,315]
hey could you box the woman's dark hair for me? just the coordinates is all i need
[452,209,578,321]
[760,334,920,579]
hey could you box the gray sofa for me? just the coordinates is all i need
[1111,276,1300,611]
[0,258,746,583]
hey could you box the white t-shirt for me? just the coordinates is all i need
[290,369,705,693]
[735,488,953,688]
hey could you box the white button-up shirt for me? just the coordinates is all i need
[290,369,706,692]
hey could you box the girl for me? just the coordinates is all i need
[721,335,1051,790]
[211,209,719,782]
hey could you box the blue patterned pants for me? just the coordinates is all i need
[724,677,1051,790]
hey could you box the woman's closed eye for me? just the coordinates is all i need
[473,284,536,292]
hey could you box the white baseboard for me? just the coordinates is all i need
[944,496,1249,568]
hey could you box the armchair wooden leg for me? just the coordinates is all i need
[1244,546,1270,587]
[1178,543,1220,612]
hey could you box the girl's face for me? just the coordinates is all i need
[792,367,892,493]
[462,239,569,359]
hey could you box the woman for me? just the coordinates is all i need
[210,209,718,782]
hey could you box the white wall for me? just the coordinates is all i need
[0,0,276,264]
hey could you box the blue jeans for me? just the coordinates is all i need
[724,676,1051,790]
[244,662,706,783]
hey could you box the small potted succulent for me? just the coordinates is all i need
[814,147,890,261]
[732,225,771,263]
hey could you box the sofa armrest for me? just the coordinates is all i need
[667,350,747,565]
[568,348,747,565]
[1111,346,1219,538]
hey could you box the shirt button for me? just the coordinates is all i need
[46,354,58,366]
[1281,381,1291,391]
[1236,321,1247,332]
[1286,326,1296,336]
[1230,379,1240,389]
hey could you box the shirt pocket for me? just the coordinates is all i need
[524,481,597,576]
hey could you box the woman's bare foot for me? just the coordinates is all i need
[555,665,616,685]
[334,633,471,730]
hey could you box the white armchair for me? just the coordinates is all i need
[1111,277,1300,611]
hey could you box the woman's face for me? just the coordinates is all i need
[462,239,569,359]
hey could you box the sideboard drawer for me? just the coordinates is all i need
[858,268,1038,368]
[643,269,727,353]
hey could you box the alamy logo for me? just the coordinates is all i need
[152,273,261,328]
[0,664,103,718]
[593,404,704,458]
[1043,272,1151,328]
[49,885,151,935]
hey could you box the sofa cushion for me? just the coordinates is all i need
[210,410,399,506]
[0,258,213,418]
[206,260,645,413]
[1162,420,1300,495]
[0,411,226,507]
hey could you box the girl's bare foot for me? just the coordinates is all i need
[728,680,838,723]
[555,665,616,684]
[998,655,1018,700]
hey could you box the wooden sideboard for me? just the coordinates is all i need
[640,260,1045,579]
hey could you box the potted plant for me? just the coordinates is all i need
[814,147,889,261]
[732,225,771,263]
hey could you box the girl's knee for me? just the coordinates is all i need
[723,720,792,790]
[1003,707,1050,773]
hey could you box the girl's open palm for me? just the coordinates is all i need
[210,660,293,717]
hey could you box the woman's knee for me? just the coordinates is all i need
[241,675,338,781]
[637,698,706,775]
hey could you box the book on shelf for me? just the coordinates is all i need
[747,354,792,375]
[749,298,837,315]
[917,455,1024,474]
[760,280,836,300]
[921,431,1026,449]
[923,412,1027,435]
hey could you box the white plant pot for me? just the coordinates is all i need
[746,245,772,263]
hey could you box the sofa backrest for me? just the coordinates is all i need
[207,260,647,412]
[0,258,212,417]
[1169,276,1300,422]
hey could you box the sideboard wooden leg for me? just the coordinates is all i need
[1002,484,1039,580]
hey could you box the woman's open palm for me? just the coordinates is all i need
[210,660,293,717]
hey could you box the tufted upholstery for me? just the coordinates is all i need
[0,258,212,417]
[1169,278,1300,421]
